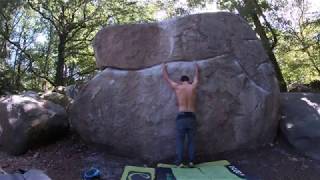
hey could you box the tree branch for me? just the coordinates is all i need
[252,0,278,50]
[27,1,60,32]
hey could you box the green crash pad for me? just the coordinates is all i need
[156,160,246,180]
[157,160,230,168]
[121,160,247,180]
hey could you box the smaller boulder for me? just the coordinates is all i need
[280,93,320,160]
[0,169,51,180]
[0,94,69,155]
[20,91,41,99]
[54,86,66,94]
[65,84,82,100]
[41,91,70,109]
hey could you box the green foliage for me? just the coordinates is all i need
[276,24,320,84]
[0,0,23,94]
[215,0,320,88]
[274,0,320,85]
[0,0,156,92]
[0,63,15,94]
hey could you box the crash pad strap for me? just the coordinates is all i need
[197,165,246,179]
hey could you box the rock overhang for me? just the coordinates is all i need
[93,12,258,70]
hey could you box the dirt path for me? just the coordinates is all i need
[221,140,320,180]
[0,134,319,180]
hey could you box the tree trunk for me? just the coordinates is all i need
[0,39,7,59]
[55,34,67,86]
[241,0,287,92]
[250,12,287,91]
[42,25,53,90]
[16,55,23,91]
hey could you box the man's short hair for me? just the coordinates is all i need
[180,75,190,82]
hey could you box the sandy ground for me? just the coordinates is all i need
[0,134,320,180]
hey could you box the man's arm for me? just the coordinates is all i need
[162,63,178,89]
[192,63,199,88]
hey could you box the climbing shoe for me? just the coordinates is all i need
[188,162,195,168]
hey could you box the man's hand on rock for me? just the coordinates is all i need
[162,63,167,68]
[162,63,168,72]
[194,62,199,70]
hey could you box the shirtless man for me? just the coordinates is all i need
[162,63,199,168]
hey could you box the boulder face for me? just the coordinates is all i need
[71,12,280,163]
[0,95,69,155]
[280,93,320,160]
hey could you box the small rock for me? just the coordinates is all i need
[289,157,298,161]
[33,152,40,158]
[1,163,9,168]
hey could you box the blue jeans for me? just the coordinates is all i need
[175,112,196,164]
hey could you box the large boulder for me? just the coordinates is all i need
[70,12,280,163]
[280,93,320,160]
[0,95,69,155]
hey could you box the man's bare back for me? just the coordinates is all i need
[162,63,199,112]
[174,84,197,112]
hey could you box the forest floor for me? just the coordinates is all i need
[0,133,320,180]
